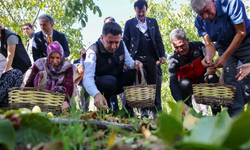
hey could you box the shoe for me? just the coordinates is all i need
[211,105,221,116]
[141,109,149,119]
[152,111,158,119]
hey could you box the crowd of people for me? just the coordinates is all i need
[1,0,250,118]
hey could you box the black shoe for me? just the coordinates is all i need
[211,105,221,116]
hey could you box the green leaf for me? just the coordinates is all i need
[222,107,250,149]
[68,1,73,8]
[16,113,58,144]
[81,20,86,27]
[157,113,183,144]
[168,101,183,122]
[93,6,96,14]
[0,119,16,150]
[180,110,231,149]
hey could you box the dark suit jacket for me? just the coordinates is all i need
[32,29,70,61]
[123,17,165,60]
[73,58,81,64]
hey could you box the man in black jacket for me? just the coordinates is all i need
[123,0,166,118]
[32,14,70,62]
[83,22,143,116]
[168,28,220,115]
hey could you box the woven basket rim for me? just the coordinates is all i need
[192,83,235,88]
[123,84,156,89]
[8,87,65,96]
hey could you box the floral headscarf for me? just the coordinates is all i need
[34,41,72,92]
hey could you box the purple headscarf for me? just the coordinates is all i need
[34,41,72,92]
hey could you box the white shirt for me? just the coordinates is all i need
[43,30,53,43]
[136,17,148,33]
[83,41,135,98]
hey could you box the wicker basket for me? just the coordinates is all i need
[8,87,65,114]
[123,66,156,108]
[192,70,236,107]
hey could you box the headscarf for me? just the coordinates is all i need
[34,41,72,92]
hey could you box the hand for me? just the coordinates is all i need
[236,63,250,81]
[134,60,143,71]
[160,57,166,64]
[94,93,109,110]
[77,65,84,77]
[156,61,160,66]
[201,56,213,68]
[61,101,70,112]
[207,67,216,75]
[213,55,228,68]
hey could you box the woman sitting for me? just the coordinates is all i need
[0,23,24,108]
[25,41,73,112]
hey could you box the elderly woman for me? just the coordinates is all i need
[25,41,73,112]
[0,23,26,108]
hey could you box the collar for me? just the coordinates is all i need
[43,30,53,38]
[28,32,34,39]
[211,1,224,23]
[97,38,108,53]
[136,17,147,24]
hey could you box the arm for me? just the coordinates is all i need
[123,41,135,69]
[83,49,108,110]
[213,22,246,68]
[168,56,183,101]
[4,44,15,72]
[25,65,39,87]
[154,19,166,64]
[202,34,217,67]
[4,35,19,72]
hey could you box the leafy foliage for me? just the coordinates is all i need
[0,119,15,150]
[16,113,59,144]
[0,0,102,60]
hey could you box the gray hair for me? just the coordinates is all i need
[169,29,187,41]
[38,14,54,24]
[190,0,212,13]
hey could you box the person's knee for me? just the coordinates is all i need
[96,75,117,93]
[179,78,192,90]
[208,74,219,83]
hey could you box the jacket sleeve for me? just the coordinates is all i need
[153,19,165,58]
[168,55,183,101]
[61,34,70,57]
[32,34,40,62]
[123,20,131,51]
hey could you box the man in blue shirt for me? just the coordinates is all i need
[190,0,250,116]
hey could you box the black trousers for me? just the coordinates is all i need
[95,69,136,111]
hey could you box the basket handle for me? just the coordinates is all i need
[135,65,146,85]
[205,69,224,85]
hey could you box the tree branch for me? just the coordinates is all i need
[32,7,41,27]
[0,0,18,24]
